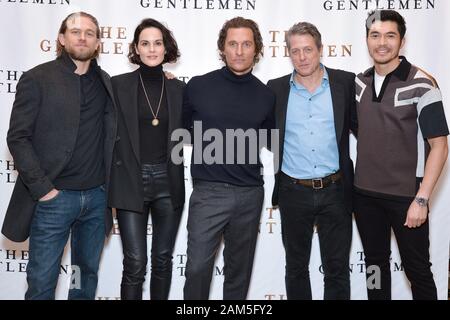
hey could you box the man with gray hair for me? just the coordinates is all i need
[268,22,357,299]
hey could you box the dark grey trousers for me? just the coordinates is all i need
[183,180,264,300]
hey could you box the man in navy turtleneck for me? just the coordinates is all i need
[182,17,275,300]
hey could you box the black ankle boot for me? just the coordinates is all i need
[120,284,143,300]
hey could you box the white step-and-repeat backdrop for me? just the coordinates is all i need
[0,0,449,300]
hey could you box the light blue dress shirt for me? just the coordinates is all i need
[281,66,340,179]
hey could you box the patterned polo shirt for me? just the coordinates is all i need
[354,56,448,199]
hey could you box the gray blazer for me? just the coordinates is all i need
[2,53,117,242]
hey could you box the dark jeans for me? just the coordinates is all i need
[117,163,182,300]
[353,192,437,300]
[183,180,264,300]
[278,172,352,300]
[25,185,106,300]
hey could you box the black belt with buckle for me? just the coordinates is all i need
[284,171,342,189]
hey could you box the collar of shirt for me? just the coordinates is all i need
[81,60,99,81]
[364,55,411,82]
[289,64,329,92]
[57,50,100,78]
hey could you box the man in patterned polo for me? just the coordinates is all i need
[354,9,448,300]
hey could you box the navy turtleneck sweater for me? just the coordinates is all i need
[183,66,275,186]
[138,63,168,164]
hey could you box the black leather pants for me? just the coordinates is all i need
[117,163,182,300]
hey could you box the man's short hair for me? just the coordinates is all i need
[57,12,100,59]
[365,10,407,39]
[217,16,264,64]
[128,18,180,65]
[285,22,322,50]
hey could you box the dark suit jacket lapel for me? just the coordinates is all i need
[118,70,140,163]
[327,68,345,145]
[165,78,183,152]
[165,78,181,143]
[99,72,114,102]
[99,70,117,126]
[276,75,291,163]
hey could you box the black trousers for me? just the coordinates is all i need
[183,180,264,300]
[278,172,352,300]
[117,163,182,300]
[353,192,437,300]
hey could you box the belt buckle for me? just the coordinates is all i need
[312,178,323,189]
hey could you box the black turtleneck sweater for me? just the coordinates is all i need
[183,67,275,186]
[138,63,168,165]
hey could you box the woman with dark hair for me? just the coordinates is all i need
[108,18,185,300]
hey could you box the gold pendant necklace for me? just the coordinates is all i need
[139,72,165,126]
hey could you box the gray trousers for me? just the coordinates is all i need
[183,180,264,300]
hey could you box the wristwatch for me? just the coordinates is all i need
[414,197,429,207]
